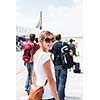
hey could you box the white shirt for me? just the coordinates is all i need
[34,51,56,99]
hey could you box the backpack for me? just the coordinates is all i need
[23,43,36,63]
[61,42,74,69]
[50,42,63,65]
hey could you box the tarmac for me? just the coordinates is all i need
[16,52,83,100]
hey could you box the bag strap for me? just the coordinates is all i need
[43,79,48,86]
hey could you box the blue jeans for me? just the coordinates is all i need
[54,65,67,100]
[25,62,33,94]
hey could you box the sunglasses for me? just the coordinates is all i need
[44,38,55,43]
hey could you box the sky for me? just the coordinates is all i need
[16,0,82,35]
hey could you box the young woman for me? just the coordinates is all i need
[32,31,60,100]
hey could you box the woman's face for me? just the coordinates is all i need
[41,35,55,51]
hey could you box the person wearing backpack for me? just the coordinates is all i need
[50,34,72,100]
[22,33,40,95]
[68,39,81,73]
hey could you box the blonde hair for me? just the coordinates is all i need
[39,30,54,40]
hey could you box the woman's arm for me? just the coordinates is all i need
[43,60,60,100]
[31,68,37,85]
